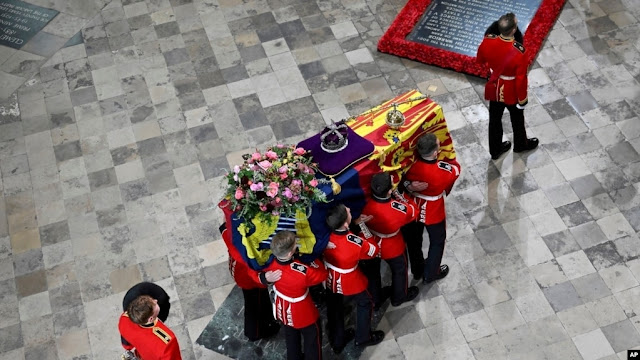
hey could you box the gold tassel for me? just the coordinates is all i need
[330,177,341,195]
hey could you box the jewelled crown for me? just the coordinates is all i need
[320,121,349,153]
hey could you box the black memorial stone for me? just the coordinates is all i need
[406,0,542,57]
[0,0,58,49]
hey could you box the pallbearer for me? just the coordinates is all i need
[360,172,420,308]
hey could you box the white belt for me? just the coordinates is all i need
[412,190,445,201]
[499,75,515,80]
[325,261,357,274]
[370,229,400,239]
[273,287,309,303]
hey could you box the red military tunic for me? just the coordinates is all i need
[361,196,418,259]
[118,314,182,360]
[477,34,528,106]
[404,158,461,225]
[221,225,264,290]
[324,229,380,295]
[262,257,327,329]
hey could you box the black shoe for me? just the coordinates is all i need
[491,141,512,160]
[355,330,385,347]
[391,286,420,306]
[514,138,539,153]
[374,286,392,311]
[423,264,449,284]
[331,328,355,354]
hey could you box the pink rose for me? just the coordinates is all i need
[278,165,288,173]
[259,204,267,211]
[280,173,288,180]
[265,150,278,160]
[251,152,261,161]
[294,147,305,155]
[276,144,285,148]
[266,182,279,198]
[250,182,264,191]
[309,179,318,187]
[283,188,293,199]
[234,188,244,200]
[258,160,272,169]
[292,179,302,187]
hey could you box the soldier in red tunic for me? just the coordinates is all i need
[401,133,460,283]
[260,231,327,360]
[324,204,385,353]
[477,12,538,160]
[360,172,420,308]
[118,295,182,360]
[219,222,280,341]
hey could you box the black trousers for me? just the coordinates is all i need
[326,290,373,346]
[284,319,323,360]
[402,221,426,278]
[402,220,447,280]
[242,287,277,341]
[360,252,409,306]
[488,101,528,156]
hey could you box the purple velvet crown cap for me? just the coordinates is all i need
[298,121,374,176]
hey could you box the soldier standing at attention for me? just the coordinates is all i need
[477,12,539,160]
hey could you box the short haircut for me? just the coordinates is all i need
[416,133,438,157]
[371,172,392,198]
[325,204,348,231]
[127,295,155,325]
[498,13,517,36]
[271,231,297,258]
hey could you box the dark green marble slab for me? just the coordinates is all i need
[196,285,391,360]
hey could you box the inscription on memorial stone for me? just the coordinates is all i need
[0,0,58,49]
[407,0,542,56]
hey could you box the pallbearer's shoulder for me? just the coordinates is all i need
[513,41,525,53]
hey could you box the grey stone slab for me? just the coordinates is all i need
[601,319,640,353]
[544,98,577,120]
[52,305,86,337]
[53,140,82,162]
[0,323,23,353]
[556,201,594,227]
[271,118,302,139]
[119,178,152,202]
[443,286,484,318]
[13,249,44,277]
[569,174,605,200]
[475,225,512,254]
[571,272,612,303]
[181,291,216,322]
[38,220,70,246]
[199,156,229,180]
[607,141,640,166]
[542,281,583,312]
[583,241,623,270]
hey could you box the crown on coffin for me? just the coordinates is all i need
[320,121,349,153]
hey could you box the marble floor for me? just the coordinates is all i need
[1,0,640,359]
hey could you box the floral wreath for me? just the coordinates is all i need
[224,144,327,224]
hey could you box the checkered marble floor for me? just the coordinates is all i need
[0,0,640,359]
